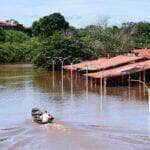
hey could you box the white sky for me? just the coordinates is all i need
[0,0,150,27]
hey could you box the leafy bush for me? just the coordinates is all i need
[0,43,33,63]
[5,30,30,43]
[0,28,5,42]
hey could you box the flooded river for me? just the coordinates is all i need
[0,64,149,150]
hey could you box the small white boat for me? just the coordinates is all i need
[31,108,54,124]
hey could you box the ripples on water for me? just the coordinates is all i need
[0,64,149,150]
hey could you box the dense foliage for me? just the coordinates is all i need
[32,13,69,36]
[0,30,33,63]
[32,32,94,68]
[0,28,5,42]
[0,13,150,68]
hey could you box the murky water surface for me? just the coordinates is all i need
[0,64,149,150]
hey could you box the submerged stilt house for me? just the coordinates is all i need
[63,49,150,86]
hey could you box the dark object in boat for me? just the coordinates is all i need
[31,108,54,124]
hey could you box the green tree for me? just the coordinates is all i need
[0,28,5,42]
[32,13,69,36]
[32,32,94,68]
[131,22,150,48]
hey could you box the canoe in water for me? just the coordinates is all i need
[31,108,54,124]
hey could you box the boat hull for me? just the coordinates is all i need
[31,108,54,124]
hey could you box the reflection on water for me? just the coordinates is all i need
[0,64,149,149]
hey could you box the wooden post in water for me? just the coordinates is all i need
[139,72,142,99]
[148,89,150,113]
[130,79,150,113]
[90,78,93,89]
[52,60,55,88]
[143,70,146,83]
[143,70,146,95]
[70,63,73,96]
[61,62,64,95]
[128,74,131,100]
[139,72,142,87]
[100,72,103,94]
[85,65,89,98]
[122,75,124,86]
[99,70,103,111]
[94,78,96,88]
[104,78,107,96]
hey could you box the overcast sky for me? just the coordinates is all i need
[0,0,150,27]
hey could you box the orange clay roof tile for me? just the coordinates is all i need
[87,60,150,79]
[0,21,17,27]
[133,49,150,59]
[63,55,144,70]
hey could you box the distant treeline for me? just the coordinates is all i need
[0,13,150,68]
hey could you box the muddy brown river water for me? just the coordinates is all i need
[0,64,149,150]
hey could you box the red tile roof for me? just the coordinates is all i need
[63,55,143,71]
[0,21,17,27]
[87,60,150,79]
[133,49,150,59]
[63,58,108,70]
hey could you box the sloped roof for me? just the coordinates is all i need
[63,58,108,70]
[87,60,150,79]
[0,21,17,27]
[63,55,143,71]
[133,49,150,59]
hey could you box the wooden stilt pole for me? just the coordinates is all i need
[122,75,124,86]
[95,78,97,87]
[104,78,107,96]
[128,74,131,100]
[139,72,142,99]
[90,78,93,89]
[100,76,103,111]
[143,71,146,95]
